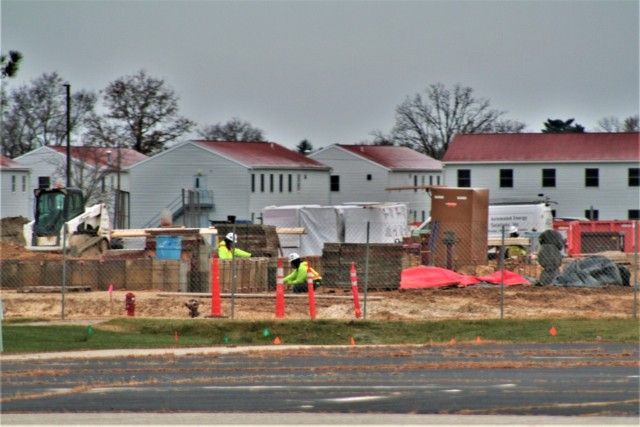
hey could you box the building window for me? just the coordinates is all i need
[366,174,372,181]
[269,174,274,193]
[288,174,292,192]
[629,210,640,220]
[38,176,50,189]
[629,168,639,187]
[330,175,340,192]
[297,174,301,191]
[429,176,433,185]
[260,174,265,192]
[437,176,441,185]
[585,168,599,187]
[251,174,255,192]
[101,177,106,192]
[279,174,283,192]
[457,169,471,187]
[499,169,513,188]
[22,176,27,192]
[542,169,556,187]
[11,175,16,192]
[585,208,599,220]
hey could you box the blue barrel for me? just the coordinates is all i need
[156,236,182,260]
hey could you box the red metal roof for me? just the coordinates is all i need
[337,145,442,170]
[443,133,640,162]
[0,154,24,168]
[194,141,330,169]
[49,146,148,167]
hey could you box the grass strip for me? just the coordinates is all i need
[2,318,638,354]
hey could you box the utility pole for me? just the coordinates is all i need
[64,83,71,187]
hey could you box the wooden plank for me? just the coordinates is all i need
[487,237,530,247]
[276,227,306,235]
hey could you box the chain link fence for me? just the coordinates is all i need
[1,220,638,318]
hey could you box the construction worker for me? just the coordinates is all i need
[218,232,251,259]
[283,252,322,293]
[505,226,527,259]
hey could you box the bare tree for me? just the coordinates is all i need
[197,117,266,142]
[596,115,639,132]
[384,83,525,159]
[93,70,195,155]
[0,73,96,157]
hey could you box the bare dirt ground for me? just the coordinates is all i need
[2,285,636,322]
[1,217,638,321]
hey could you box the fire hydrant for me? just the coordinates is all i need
[125,292,136,317]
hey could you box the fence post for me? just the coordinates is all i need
[307,262,316,320]
[350,262,362,319]
[275,258,285,319]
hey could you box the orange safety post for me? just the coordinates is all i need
[307,262,317,319]
[350,262,362,319]
[211,254,222,317]
[275,257,285,318]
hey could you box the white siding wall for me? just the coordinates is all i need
[311,147,440,223]
[443,162,639,220]
[129,143,251,228]
[1,170,31,218]
[386,172,438,223]
[14,148,66,215]
[312,147,388,205]
[249,169,330,223]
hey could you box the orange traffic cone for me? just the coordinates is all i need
[550,326,557,336]
[350,337,356,346]
[274,336,282,345]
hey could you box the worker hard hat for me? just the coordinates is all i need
[225,232,237,243]
[509,226,518,234]
[288,253,300,262]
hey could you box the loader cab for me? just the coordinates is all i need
[33,188,85,237]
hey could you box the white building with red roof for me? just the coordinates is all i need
[15,146,148,225]
[0,154,31,218]
[309,144,443,223]
[128,140,332,228]
[442,133,640,220]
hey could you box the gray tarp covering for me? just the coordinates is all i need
[554,255,630,287]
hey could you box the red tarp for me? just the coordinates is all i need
[400,266,532,290]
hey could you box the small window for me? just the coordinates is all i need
[101,177,106,192]
[585,209,599,220]
[429,176,433,185]
[270,174,274,193]
[499,169,513,188]
[38,176,50,189]
[251,174,255,192]
[366,174,372,181]
[413,175,418,192]
[629,210,640,220]
[457,170,471,187]
[437,176,441,185]
[22,176,27,192]
[260,174,265,192]
[542,169,556,187]
[11,175,16,192]
[629,168,639,187]
[297,174,301,191]
[279,174,283,192]
[330,175,340,192]
[288,174,292,192]
[585,168,599,187]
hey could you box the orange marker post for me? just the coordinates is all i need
[275,257,285,318]
[211,254,222,317]
[350,262,362,319]
[307,262,317,319]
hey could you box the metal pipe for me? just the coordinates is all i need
[64,84,71,188]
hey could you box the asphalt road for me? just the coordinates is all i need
[1,343,638,425]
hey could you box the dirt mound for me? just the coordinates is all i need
[1,216,29,246]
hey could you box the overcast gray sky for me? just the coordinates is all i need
[2,0,638,150]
